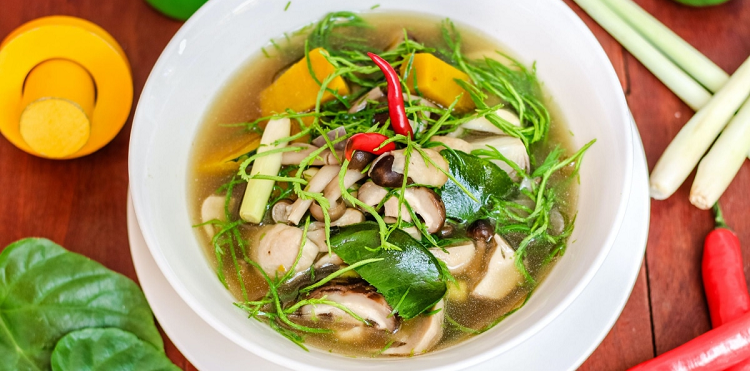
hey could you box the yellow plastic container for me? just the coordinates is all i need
[0,16,133,159]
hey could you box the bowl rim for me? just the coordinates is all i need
[129,0,634,369]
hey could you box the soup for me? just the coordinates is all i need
[189,11,591,357]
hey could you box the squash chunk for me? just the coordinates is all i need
[400,53,475,113]
[260,47,349,116]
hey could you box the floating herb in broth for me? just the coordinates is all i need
[188,11,592,357]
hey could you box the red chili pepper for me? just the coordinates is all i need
[701,203,750,371]
[344,133,396,161]
[628,204,750,371]
[367,52,412,138]
[628,310,750,371]
[703,203,750,329]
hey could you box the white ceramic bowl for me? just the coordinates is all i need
[129,0,633,369]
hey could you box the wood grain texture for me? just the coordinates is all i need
[0,0,749,370]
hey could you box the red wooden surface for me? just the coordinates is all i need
[0,0,749,370]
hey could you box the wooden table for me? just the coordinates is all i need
[1,0,748,370]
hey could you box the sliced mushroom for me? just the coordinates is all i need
[253,224,319,276]
[468,136,530,178]
[390,149,449,187]
[429,242,476,275]
[401,226,422,241]
[307,229,328,253]
[281,143,342,166]
[357,181,388,209]
[311,127,348,150]
[201,195,235,236]
[271,199,294,223]
[383,300,444,356]
[331,208,365,227]
[348,87,385,113]
[314,252,344,269]
[429,136,473,153]
[448,108,522,138]
[384,196,412,223]
[298,281,397,332]
[402,187,445,234]
[287,165,340,225]
[473,234,523,300]
[548,207,565,235]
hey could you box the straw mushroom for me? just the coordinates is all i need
[253,224,319,276]
[473,234,523,300]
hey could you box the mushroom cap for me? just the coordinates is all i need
[271,199,294,224]
[253,224,319,276]
[368,154,405,187]
[299,281,397,332]
[467,219,495,243]
[403,187,446,234]
[310,198,347,222]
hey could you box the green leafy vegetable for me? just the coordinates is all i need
[51,328,180,371]
[439,149,517,222]
[0,238,163,371]
[330,222,447,319]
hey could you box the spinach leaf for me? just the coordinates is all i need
[0,238,163,371]
[438,149,517,222]
[330,223,447,319]
[51,328,180,371]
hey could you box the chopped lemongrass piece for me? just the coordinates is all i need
[650,55,750,200]
[690,97,750,209]
[572,0,712,110]
[239,118,291,223]
[602,0,729,92]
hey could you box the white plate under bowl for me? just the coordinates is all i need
[129,0,634,369]
[128,122,649,371]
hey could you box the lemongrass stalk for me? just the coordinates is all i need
[572,0,712,110]
[650,56,750,200]
[239,118,291,223]
[690,97,750,209]
[602,0,729,92]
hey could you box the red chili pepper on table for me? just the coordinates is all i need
[701,203,750,371]
[628,203,750,371]
[703,203,750,329]
[344,133,396,161]
[367,52,412,138]
[628,310,750,371]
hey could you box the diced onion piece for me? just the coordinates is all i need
[650,55,750,200]
[602,0,729,93]
[239,118,291,223]
[572,0,711,110]
[690,97,750,209]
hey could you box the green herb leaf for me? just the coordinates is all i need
[330,222,447,319]
[439,149,517,222]
[51,328,180,371]
[0,238,163,370]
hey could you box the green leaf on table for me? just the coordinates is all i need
[330,222,447,319]
[438,149,517,222]
[51,328,180,371]
[0,238,163,371]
